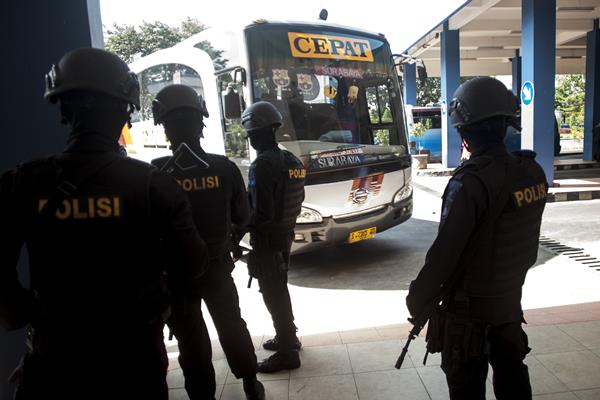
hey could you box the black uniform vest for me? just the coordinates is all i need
[153,151,234,258]
[252,148,305,249]
[11,154,169,329]
[276,150,306,235]
[461,150,547,298]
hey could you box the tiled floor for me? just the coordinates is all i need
[167,301,600,400]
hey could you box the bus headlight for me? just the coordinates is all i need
[296,207,323,224]
[393,183,413,206]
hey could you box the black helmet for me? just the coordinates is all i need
[241,101,282,132]
[152,84,209,125]
[449,77,518,128]
[44,48,140,109]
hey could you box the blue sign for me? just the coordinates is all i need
[521,81,535,106]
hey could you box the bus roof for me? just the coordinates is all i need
[244,20,389,44]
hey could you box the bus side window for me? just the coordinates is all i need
[378,85,393,123]
[366,85,394,125]
[366,86,380,124]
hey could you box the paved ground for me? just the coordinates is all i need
[165,168,600,400]
[168,305,600,400]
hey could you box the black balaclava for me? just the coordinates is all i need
[248,125,278,152]
[458,115,508,155]
[161,108,204,152]
[60,91,131,142]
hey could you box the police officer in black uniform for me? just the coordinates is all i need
[151,84,265,400]
[240,101,305,373]
[0,48,208,399]
[406,77,547,400]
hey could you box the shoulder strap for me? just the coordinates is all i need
[159,143,209,173]
[39,152,120,218]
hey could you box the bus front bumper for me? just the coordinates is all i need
[291,197,413,255]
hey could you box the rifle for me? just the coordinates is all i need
[395,161,513,369]
[395,317,426,369]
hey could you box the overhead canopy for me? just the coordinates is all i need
[404,0,600,76]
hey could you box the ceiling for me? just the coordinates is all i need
[403,0,600,77]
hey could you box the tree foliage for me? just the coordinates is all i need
[416,77,441,106]
[105,17,227,69]
[105,18,229,120]
[554,74,585,132]
[415,76,478,106]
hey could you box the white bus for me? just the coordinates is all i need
[127,19,413,254]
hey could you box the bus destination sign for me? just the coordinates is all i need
[288,32,374,62]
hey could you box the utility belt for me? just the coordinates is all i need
[424,291,491,364]
[246,232,292,287]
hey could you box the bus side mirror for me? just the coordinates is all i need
[224,86,242,119]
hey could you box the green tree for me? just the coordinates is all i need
[414,76,478,107]
[105,18,229,120]
[416,77,441,106]
[105,18,227,69]
[555,74,585,136]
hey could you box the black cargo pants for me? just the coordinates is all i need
[169,300,215,400]
[201,255,258,378]
[441,320,532,400]
[256,249,298,350]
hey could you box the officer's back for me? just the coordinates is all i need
[153,151,247,257]
[0,48,206,399]
[249,146,305,250]
[150,84,249,258]
[11,151,195,331]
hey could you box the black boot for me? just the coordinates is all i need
[257,350,301,373]
[242,376,265,400]
[262,336,302,351]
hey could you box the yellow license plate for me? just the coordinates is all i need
[348,227,377,243]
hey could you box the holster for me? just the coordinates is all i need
[247,249,287,280]
[425,307,446,354]
[443,312,490,361]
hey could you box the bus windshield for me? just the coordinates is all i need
[245,24,408,161]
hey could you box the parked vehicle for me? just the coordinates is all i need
[559,123,572,134]
[126,20,413,254]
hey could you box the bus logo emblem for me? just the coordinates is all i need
[348,174,384,204]
[351,188,369,204]
[272,69,291,88]
[297,74,313,92]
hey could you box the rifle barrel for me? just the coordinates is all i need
[395,340,411,369]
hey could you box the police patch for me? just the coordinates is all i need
[441,179,463,223]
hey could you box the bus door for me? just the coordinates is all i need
[128,46,224,162]
[216,67,251,179]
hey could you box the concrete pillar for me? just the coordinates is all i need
[583,19,600,161]
[520,0,556,183]
[511,49,522,96]
[0,1,102,398]
[403,63,417,105]
[440,21,461,168]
